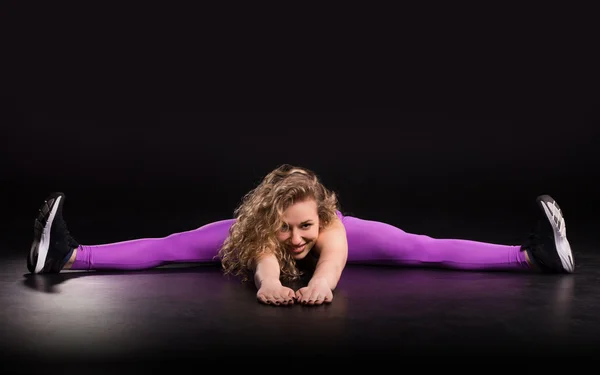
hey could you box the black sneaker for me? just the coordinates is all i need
[521,194,575,273]
[27,192,80,274]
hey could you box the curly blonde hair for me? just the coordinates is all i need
[217,164,340,282]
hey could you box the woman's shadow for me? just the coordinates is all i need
[21,262,223,293]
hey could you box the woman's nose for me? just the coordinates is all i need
[291,231,303,245]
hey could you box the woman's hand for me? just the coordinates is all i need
[295,277,333,305]
[256,280,296,305]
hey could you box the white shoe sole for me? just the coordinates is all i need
[538,195,574,273]
[31,195,62,274]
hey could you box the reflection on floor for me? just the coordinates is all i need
[2,246,600,372]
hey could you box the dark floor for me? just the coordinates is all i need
[2,241,600,372]
[2,190,600,372]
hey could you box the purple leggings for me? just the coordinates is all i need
[71,212,530,271]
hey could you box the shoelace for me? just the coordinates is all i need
[56,217,80,248]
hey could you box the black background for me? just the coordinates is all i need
[3,5,598,255]
[2,6,600,369]
[3,104,599,255]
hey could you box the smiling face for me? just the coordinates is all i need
[276,198,320,260]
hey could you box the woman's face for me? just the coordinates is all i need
[276,198,320,260]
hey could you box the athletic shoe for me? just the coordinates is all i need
[27,192,80,274]
[521,194,574,273]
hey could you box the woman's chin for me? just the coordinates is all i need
[292,252,308,260]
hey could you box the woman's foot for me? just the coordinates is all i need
[521,194,575,273]
[27,192,80,274]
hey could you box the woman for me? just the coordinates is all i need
[27,164,575,306]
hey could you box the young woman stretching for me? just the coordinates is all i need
[27,164,575,306]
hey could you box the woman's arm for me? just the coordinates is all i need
[296,218,348,304]
[253,253,281,289]
[254,253,296,305]
[311,218,348,290]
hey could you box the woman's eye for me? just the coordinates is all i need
[280,223,311,231]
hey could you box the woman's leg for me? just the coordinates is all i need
[340,215,531,271]
[68,219,235,271]
[27,192,234,274]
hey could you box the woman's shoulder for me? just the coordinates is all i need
[311,215,347,257]
[316,215,346,241]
